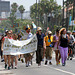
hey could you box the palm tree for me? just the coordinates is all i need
[18,5,25,19]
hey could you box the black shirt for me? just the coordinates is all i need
[60,36,68,48]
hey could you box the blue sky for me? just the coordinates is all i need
[5,0,66,11]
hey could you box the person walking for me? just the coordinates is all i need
[53,29,61,65]
[11,34,18,69]
[36,27,44,67]
[1,31,13,70]
[24,26,33,67]
[44,31,53,65]
[57,28,69,66]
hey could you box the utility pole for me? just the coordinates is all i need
[38,0,40,26]
[66,0,69,31]
[36,0,37,25]
[62,0,64,27]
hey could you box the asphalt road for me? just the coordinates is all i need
[0,53,75,75]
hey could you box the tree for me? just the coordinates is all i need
[30,0,62,30]
[9,3,18,25]
[18,5,25,19]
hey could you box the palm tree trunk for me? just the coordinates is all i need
[21,13,23,20]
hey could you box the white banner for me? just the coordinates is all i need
[3,35,37,55]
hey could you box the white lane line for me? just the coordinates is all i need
[33,61,75,75]
[47,66,75,75]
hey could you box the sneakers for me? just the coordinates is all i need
[26,64,28,67]
[62,63,65,66]
[15,66,17,69]
[49,62,52,65]
[70,58,72,60]
[21,59,24,63]
[5,64,7,69]
[59,61,60,65]
[45,61,48,65]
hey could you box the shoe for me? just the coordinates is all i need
[45,61,48,65]
[15,67,17,69]
[49,62,52,65]
[62,63,65,66]
[38,64,41,67]
[59,61,60,64]
[1,59,4,62]
[5,64,7,69]
[18,58,20,61]
[26,64,28,67]
[8,67,10,70]
[21,59,24,63]
[70,58,72,60]
[67,58,69,60]
[56,62,58,65]
[26,65,28,67]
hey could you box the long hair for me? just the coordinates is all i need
[59,28,66,36]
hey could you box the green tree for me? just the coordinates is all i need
[9,3,18,24]
[30,0,62,30]
[18,5,25,19]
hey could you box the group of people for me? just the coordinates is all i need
[36,27,75,67]
[0,26,75,70]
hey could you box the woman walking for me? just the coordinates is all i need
[57,28,69,66]
[53,29,61,65]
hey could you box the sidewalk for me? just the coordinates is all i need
[0,57,15,75]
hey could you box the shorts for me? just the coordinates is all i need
[24,53,31,58]
[46,47,53,58]
[54,47,59,51]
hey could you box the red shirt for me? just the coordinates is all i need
[2,36,13,41]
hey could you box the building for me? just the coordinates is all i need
[0,0,10,19]
[16,11,31,19]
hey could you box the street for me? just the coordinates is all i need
[0,53,75,75]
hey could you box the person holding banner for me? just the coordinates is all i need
[24,26,33,67]
[36,27,44,67]
[11,34,18,69]
[1,31,13,70]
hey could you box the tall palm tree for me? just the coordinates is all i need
[18,5,25,19]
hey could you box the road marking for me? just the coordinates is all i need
[0,65,15,75]
[33,61,75,75]
[47,66,75,75]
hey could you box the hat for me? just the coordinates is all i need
[67,30,71,33]
[5,30,8,33]
[48,31,52,34]
[37,27,42,31]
